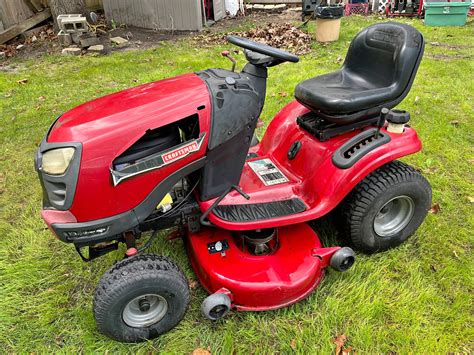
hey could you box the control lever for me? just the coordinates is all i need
[221,50,237,72]
[375,108,389,139]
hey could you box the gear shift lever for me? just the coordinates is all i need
[376,108,389,139]
[221,50,237,72]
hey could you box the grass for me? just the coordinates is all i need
[0,15,473,353]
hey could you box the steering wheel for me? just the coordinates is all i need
[227,36,299,63]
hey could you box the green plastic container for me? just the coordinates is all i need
[424,1,471,26]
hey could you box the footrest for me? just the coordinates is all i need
[213,198,306,222]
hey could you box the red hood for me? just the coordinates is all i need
[48,73,209,143]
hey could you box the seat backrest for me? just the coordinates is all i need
[344,22,424,93]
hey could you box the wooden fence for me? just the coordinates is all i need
[0,0,102,31]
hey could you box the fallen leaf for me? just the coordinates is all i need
[192,348,211,355]
[333,334,347,355]
[414,96,420,103]
[188,279,198,289]
[290,339,297,350]
[453,250,459,259]
[17,79,28,84]
[335,55,343,63]
[422,166,438,174]
[279,91,288,97]
[468,196,474,203]
[429,203,441,214]
[38,96,45,101]
[430,264,437,272]
[449,120,460,126]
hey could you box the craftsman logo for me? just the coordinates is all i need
[162,141,200,164]
[110,133,205,186]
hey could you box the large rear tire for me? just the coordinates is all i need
[93,254,189,342]
[340,161,431,253]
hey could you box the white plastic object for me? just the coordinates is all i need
[225,0,239,16]
[387,122,405,134]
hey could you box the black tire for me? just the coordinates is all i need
[93,254,190,342]
[340,161,431,253]
[330,247,356,272]
[201,293,232,321]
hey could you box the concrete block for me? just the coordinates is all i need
[62,47,81,56]
[58,30,72,46]
[111,37,129,47]
[87,44,105,54]
[80,36,99,48]
[57,14,88,33]
[71,33,83,44]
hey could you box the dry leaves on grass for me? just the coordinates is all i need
[333,334,353,354]
[333,334,347,355]
[194,23,312,55]
[429,203,441,214]
[17,79,28,85]
[192,348,211,355]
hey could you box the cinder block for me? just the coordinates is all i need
[57,14,88,33]
[57,30,72,46]
[80,36,99,48]
[110,37,129,48]
[62,47,82,56]
[88,44,105,54]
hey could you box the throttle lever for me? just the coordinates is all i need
[221,50,237,72]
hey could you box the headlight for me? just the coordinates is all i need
[41,147,75,175]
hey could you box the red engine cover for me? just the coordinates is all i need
[187,223,337,310]
[47,73,211,222]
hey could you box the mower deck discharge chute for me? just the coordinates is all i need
[35,22,431,342]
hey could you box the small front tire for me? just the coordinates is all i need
[93,254,190,342]
[340,161,431,253]
[201,293,231,321]
[330,247,356,272]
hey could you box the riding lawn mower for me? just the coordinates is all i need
[35,22,431,342]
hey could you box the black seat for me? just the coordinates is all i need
[294,22,424,124]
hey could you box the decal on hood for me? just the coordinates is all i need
[110,133,205,186]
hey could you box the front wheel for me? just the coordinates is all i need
[340,161,431,253]
[93,254,190,342]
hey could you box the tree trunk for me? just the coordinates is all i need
[50,0,87,29]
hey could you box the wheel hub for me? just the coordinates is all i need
[373,195,415,237]
[122,294,168,328]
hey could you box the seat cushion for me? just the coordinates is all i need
[295,69,398,114]
[294,22,424,120]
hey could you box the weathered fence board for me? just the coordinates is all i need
[0,0,35,28]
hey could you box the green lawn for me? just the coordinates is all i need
[0,15,473,353]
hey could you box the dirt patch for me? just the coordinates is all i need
[426,53,472,61]
[0,9,302,61]
[429,42,474,50]
[194,21,312,55]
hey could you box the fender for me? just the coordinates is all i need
[202,100,422,230]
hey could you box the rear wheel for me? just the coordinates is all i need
[93,254,189,342]
[340,161,431,253]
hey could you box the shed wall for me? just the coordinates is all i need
[103,0,203,31]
